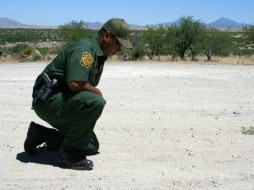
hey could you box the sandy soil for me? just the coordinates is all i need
[0,61,254,190]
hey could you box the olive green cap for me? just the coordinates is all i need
[102,18,133,49]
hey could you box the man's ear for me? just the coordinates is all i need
[104,31,111,40]
[101,31,111,43]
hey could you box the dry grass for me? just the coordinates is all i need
[1,54,254,65]
[213,55,254,65]
[138,55,254,65]
[0,55,19,64]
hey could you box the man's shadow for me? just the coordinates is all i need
[16,147,65,169]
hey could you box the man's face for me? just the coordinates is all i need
[101,32,122,56]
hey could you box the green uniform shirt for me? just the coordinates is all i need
[44,33,107,88]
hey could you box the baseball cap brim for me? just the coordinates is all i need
[116,36,133,49]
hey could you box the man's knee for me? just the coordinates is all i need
[76,92,106,111]
[93,96,106,111]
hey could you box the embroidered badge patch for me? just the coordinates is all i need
[80,52,94,68]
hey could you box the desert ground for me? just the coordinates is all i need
[0,61,254,190]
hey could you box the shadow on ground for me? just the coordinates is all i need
[16,147,65,169]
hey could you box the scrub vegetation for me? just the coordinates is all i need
[0,17,254,63]
[242,127,254,135]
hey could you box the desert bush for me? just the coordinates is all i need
[9,44,42,61]
[10,44,31,54]
[0,29,60,43]
[199,29,233,61]
[141,26,167,60]
[37,48,49,57]
[234,48,254,56]
[130,31,147,60]
[19,48,33,59]
[31,49,42,61]
[243,26,254,43]
[58,20,94,46]
[119,30,147,61]
[130,45,147,60]
[165,16,204,60]
[19,48,42,61]
[0,17,253,62]
[242,127,254,135]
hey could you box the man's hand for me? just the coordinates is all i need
[92,87,102,95]
[68,81,102,95]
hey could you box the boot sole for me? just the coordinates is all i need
[57,153,94,170]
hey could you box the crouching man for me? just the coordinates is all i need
[24,18,132,170]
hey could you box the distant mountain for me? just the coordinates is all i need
[84,22,145,30]
[0,17,26,28]
[84,22,102,29]
[156,17,250,30]
[0,17,56,28]
[0,17,252,30]
[152,19,181,27]
[153,21,175,27]
[207,17,249,30]
[0,18,144,30]
[129,24,146,30]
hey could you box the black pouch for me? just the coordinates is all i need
[32,72,59,105]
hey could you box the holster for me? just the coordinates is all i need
[32,72,59,105]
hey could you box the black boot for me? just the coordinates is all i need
[45,129,64,152]
[57,146,94,170]
[24,121,64,155]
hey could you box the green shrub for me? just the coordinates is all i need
[11,44,31,54]
[58,20,94,46]
[242,127,254,135]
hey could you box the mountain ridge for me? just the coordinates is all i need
[0,17,56,29]
[156,17,251,30]
[207,17,249,29]
[0,17,252,30]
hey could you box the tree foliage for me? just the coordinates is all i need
[141,26,167,60]
[243,26,254,44]
[199,29,233,61]
[129,31,147,60]
[1,18,254,62]
[166,16,204,60]
[58,20,93,46]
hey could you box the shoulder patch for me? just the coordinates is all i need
[80,52,94,68]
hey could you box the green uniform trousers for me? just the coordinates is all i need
[33,90,106,155]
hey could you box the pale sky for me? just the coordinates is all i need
[0,0,253,26]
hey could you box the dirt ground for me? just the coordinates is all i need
[0,61,254,190]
